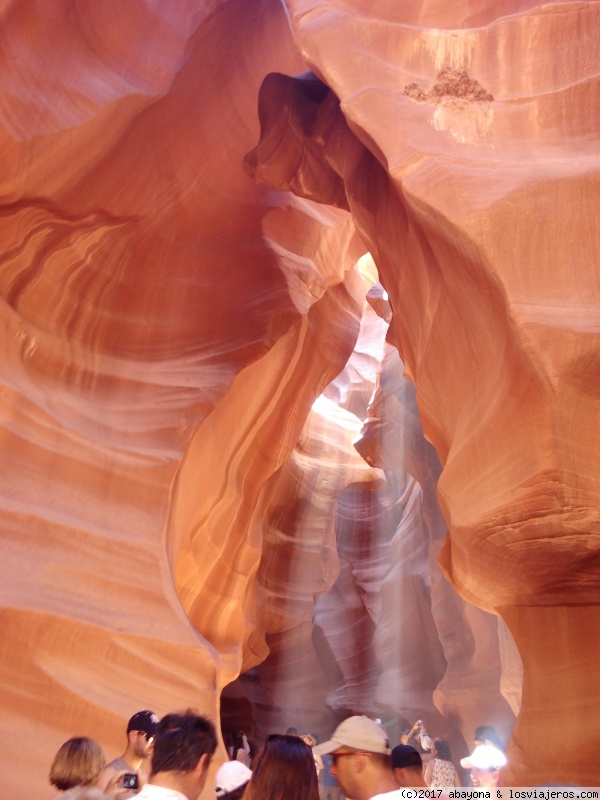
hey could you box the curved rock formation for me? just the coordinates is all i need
[1,0,597,795]
[245,0,600,785]
[0,0,317,796]
[222,281,517,773]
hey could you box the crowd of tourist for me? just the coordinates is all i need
[48,709,508,800]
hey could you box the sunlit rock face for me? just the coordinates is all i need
[245,0,600,785]
[0,1,337,796]
[358,342,520,746]
[223,289,518,769]
[1,0,596,796]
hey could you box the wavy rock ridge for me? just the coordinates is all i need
[0,1,597,796]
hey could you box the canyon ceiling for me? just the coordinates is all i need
[0,1,598,796]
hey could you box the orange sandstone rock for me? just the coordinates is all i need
[1,0,596,795]
[0,1,313,797]
[248,0,600,783]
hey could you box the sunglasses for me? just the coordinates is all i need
[331,751,367,765]
[137,731,155,743]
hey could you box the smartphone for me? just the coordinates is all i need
[121,773,139,790]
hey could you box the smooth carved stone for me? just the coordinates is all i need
[223,292,518,764]
[0,1,331,796]
[249,0,600,783]
[358,345,519,750]
[0,0,595,795]
[172,268,365,673]
[230,366,383,740]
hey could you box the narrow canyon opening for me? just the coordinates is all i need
[217,253,520,773]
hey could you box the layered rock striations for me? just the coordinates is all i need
[246,0,600,784]
[0,0,596,796]
[224,281,517,766]
[0,0,325,796]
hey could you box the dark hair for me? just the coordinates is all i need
[151,710,217,776]
[432,738,451,762]
[49,737,106,790]
[243,735,319,800]
[392,744,422,770]
[474,726,502,750]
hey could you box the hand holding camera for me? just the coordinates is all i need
[121,772,139,790]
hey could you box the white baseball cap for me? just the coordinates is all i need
[313,716,391,756]
[215,760,252,796]
[460,744,507,770]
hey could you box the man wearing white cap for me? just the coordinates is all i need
[314,716,398,800]
[460,744,507,788]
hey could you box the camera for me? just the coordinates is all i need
[121,773,139,790]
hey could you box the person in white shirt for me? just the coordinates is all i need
[135,709,217,800]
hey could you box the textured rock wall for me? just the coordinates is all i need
[223,285,518,767]
[246,0,600,784]
[0,0,597,796]
[0,1,317,796]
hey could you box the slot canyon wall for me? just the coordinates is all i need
[0,1,597,797]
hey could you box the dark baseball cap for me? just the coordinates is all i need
[392,744,423,769]
[127,710,159,736]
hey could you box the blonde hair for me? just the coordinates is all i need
[49,737,106,791]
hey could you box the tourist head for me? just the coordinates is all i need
[314,716,393,800]
[392,744,422,770]
[215,759,252,800]
[473,725,502,750]
[49,736,106,791]
[150,709,217,800]
[314,716,390,758]
[461,744,507,788]
[433,737,452,762]
[243,734,319,800]
[126,709,159,760]
[391,744,425,787]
